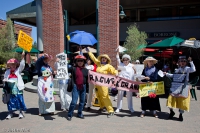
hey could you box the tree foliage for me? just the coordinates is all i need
[123,23,147,62]
[0,18,19,64]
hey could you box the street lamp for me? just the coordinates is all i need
[119,5,126,19]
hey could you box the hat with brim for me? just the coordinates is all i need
[97,54,111,64]
[75,54,86,60]
[143,56,157,65]
[7,58,19,67]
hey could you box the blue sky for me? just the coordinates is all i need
[0,0,37,42]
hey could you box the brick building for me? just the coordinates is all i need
[6,0,200,70]
[0,19,32,39]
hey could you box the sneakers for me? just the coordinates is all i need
[115,109,120,113]
[107,112,114,118]
[62,109,66,111]
[140,113,145,118]
[6,114,13,119]
[77,115,85,119]
[67,117,72,121]
[154,113,158,118]
[168,110,175,120]
[19,113,24,119]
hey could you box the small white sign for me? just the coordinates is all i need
[158,70,164,77]
[56,52,68,79]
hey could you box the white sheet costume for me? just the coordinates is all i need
[55,61,72,111]
[115,54,135,113]
[85,64,95,109]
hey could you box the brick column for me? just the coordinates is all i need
[98,0,119,67]
[42,0,64,69]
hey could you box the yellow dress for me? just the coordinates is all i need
[88,52,118,113]
[166,93,190,112]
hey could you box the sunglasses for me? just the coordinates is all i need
[123,59,129,61]
[77,60,84,62]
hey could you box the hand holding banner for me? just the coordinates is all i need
[139,81,165,97]
[17,30,33,52]
[88,70,144,92]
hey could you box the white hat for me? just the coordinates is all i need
[122,54,131,61]
[136,60,140,63]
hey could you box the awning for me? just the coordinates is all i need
[6,1,36,26]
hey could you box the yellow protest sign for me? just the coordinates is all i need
[17,30,33,52]
[139,81,165,97]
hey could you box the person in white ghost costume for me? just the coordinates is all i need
[85,59,98,111]
[115,53,136,113]
[55,57,72,111]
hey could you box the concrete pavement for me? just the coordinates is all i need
[0,85,200,133]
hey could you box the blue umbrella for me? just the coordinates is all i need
[67,30,97,46]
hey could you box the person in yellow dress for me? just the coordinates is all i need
[86,47,118,118]
[164,56,196,121]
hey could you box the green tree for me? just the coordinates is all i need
[123,23,147,62]
[0,18,18,64]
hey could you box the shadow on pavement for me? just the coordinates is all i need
[114,111,141,118]
[56,106,101,119]
[0,111,8,120]
[43,114,56,120]
[25,108,39,115]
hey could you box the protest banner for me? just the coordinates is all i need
[88,70,144,92]
[56,52,68,79]
[139,81,165,97]
[17,30,33,52]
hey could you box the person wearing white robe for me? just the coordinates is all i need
[115,54,136,113]
[55,57,72,111]
[85,59,95,111]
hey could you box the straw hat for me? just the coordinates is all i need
[143,56,157,65]
[7,58,19,68]
[97,54,111,64]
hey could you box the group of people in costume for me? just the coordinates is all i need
[2,48,196,122]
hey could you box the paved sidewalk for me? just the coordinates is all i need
[0,86,200,133]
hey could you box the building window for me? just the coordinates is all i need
[139,8,160,21]
[179,5,200,19]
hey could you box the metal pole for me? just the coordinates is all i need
[64,10,69,54]
[36,0,43,52]
[96,0,99,56]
